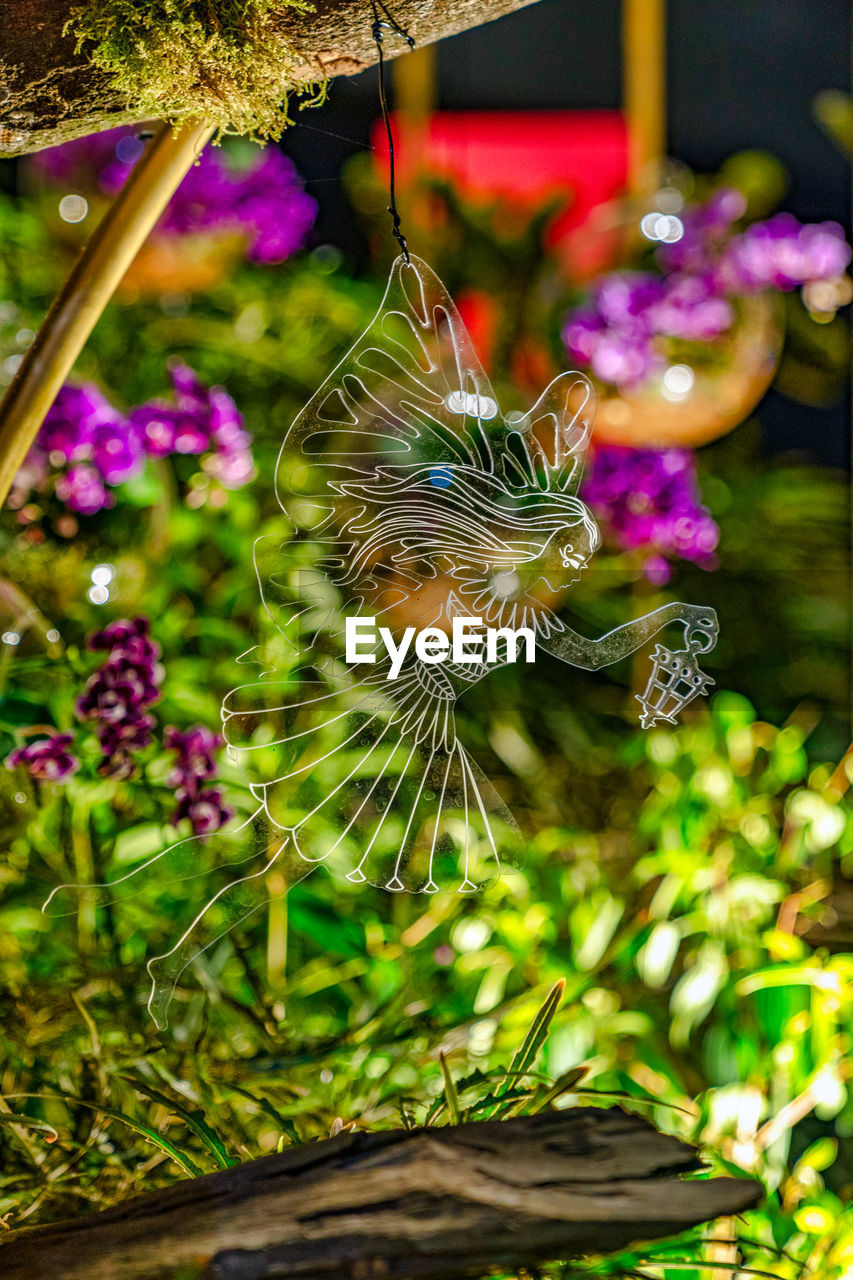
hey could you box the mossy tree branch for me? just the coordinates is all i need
[1,0,542,156]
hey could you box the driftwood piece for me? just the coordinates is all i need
[0,0,541,155]
[1,1108,761,1280]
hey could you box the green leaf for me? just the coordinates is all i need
[439,1052,461,1126]
[22,1096,205,1178]
[796,1136,838,1173]
[530,1066,589,1113]
[0,697,54,729]
[113,824,169,867]
[228,1084,302,1147]
[0,1113,60,1142]
[122,1076,235,1170]
[497,979,565,1100]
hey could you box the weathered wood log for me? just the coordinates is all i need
[1,0,541,156]
[0,1108,761,1280]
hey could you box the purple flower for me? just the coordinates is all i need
[91,418,143,484]
[76,617,163,778]
[129,407,178,457]
[562,274,665,388]
[657,187,746,275]
[172,787,233,836]
[132,363,254,489]
[562,189,851,392]
[29,131,122,188]
[581,446,719,574]
[724,214,852,291]
[204,449,255,488]
[55,463,113,515]
[648,274,734,341]
[5,733,80,783]
[230,150,317,264]
[563,311,606,363]
[595,273,665,332]
[590,332,656,386]
[164,725,220,784]
[86,616,156,653]
[30,131,316,265]
[11,381,145,516]
[164,724,232,835]
[39,384,110,464]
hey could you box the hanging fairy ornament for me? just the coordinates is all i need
[45,5,718,1028]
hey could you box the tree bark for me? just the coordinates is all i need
[0,0,541,157]
[0,1108,761,1280]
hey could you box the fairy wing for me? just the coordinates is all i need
[281,254,595,530]
[282,254,499,504]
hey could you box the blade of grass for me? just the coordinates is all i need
[439,1052,461,1126]
[1,1095,205,1178]
[0,1113,59,1142]
[227,1083,302,1147]
[570,1086,694,1116]
[122,1075,234,1170]
[494,978,565,1110]
[529,1066,589,1113]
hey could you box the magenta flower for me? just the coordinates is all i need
[40,384,112,465]
[132,362,254,490]
[164,724,232,835]
[562,190,851,391]
[11,365,253,520]
[647,274,734,341]
[172,788,234,836]
[590,332,656,386]
[164,725,220,784]
[724,214,851,291]
[30,130,316,266]
[595,273,664,331]
[76,617,163,778]
[563,311,605,363]
[11,382,142,517]
[657,187,746,275]
[581,446,719,577]
[563,274,662,388]
[55,463,113,516]
[91,419,143,484]
[5,733,80,783]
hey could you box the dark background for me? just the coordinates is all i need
[283,0,851,465]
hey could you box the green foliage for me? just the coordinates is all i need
[0,143,852,1276]
[68,0,323,139]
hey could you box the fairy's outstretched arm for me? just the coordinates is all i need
[147,834,313,1030]
[43,808,271,916]
[540,601,718,670]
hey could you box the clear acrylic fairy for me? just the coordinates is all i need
[46,254,718,1027]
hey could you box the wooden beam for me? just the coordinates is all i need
[0,1108,761,1280]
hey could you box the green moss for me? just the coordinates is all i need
[68,0,325,139]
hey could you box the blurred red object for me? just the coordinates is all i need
[372,110,628,260]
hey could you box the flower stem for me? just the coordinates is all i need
[0,119,214,507]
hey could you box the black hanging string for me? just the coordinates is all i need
[370,0,415,263]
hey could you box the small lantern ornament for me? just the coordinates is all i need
[636,640,715,729]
